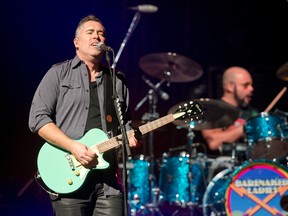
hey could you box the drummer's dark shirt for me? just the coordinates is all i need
[197,99,259,158]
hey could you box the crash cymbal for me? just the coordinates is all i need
[139,52,203,83]
[276,62,288,81]
[168,98,239,130]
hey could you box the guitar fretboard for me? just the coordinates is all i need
[94,114,176,154]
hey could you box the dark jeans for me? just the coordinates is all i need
[50,183,124,216]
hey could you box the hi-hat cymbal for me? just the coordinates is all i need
[168,98,239,130]
[276,62,288,81]
[139,52,203,83]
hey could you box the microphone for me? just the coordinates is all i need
[142,76,169,100]
[128,4,158,13]
[96,42,112,52]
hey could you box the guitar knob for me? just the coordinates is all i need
[67,178,73,185]
[74,170,80,176]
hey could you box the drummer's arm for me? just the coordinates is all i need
[201,118,246,150]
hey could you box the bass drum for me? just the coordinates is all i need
[203,160,288,216]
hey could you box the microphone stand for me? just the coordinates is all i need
[105,51,131,216]
[106,10,141,216]
[111,11,141,69]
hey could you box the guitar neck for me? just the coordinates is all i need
[93,113,176,154]
[138,113,175,134]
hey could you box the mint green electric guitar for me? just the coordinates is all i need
[37,101,203,194]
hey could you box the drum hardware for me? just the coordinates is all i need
[221,142,247,166]
[134,76,171,216]
[274,109,288,118]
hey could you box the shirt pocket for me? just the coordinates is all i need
[60,80,81,96]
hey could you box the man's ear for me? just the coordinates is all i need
[74,37,79,49]
[226,82,234,93]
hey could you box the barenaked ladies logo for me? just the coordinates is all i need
[234,178,288,194]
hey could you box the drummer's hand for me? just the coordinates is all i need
[226,118,246,136]
[234,118,245,126]
[233,118,246,138]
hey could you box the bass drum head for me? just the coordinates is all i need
[203,168,232,216]
[203,159,288,216]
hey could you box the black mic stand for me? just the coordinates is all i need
[105,50,131,216]
[107,10,142,216]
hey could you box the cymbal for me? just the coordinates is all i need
[276,62,288,81]
[168,98,239,130]
[139,52,203,83]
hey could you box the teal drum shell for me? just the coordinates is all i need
[245,112,288,160]
[158,152,210,206]
[128,155,150,213]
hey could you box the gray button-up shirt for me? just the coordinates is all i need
[29,55,132,137]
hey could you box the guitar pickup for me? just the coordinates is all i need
[65,154,75,170]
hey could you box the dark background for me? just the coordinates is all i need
[1,0,288,215]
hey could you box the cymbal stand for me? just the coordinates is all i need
[135,77,169,216]
[231,142,237,167]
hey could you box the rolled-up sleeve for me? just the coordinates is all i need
[28,67,59,133]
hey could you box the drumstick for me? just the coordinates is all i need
[264,86,287,113]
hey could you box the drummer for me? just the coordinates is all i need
[201,66,258,169]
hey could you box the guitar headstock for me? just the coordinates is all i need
[172,100,204,122]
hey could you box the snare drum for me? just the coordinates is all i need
[245,112,288,160]
[128,155,150,213]
[203,160,288,216]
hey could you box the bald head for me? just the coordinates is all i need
[221,66,254,107]
[222,66,252,89]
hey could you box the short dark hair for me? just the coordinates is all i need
[75,14,104,37]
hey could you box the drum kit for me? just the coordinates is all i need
[126,53,288,216]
